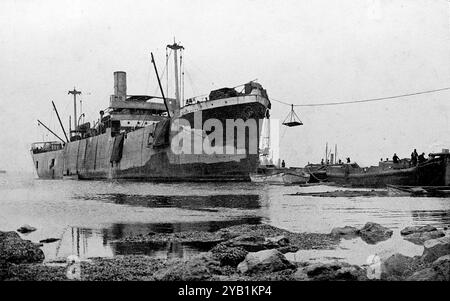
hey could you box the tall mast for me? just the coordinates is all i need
[167,41,184,116]
[68,87,81,131]
[334,144,337,164]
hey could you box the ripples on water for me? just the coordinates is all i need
[0,172,449,265]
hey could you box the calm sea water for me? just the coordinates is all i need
[0,173,449,265]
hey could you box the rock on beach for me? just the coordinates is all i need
[400,225,437,236]
[293,261,367,281]
[330,226,360,238]
[153,254,222,281]
[358,222,393,244]
[421,236,450,263]
[407,255,450,281]
[237,249,295,274]
[403,231,445,245]
[380,253,416,280]
[16,225,37,234]
[211,244,248,267]
[330,222,393,244]
[0,231,44,264]
[400,225,445,245]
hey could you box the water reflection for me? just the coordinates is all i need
[79,193,262,212]
[105,218,262,238]
[411,210,450,225]
[45,217,263,261]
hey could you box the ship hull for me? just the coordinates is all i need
[327,167,418,187]
[326,157,450,188]
[31,97,268,182]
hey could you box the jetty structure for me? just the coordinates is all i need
[31,42,271,181]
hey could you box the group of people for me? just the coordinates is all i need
[410,149,427,166]
[319,157,348,165]
[389,149,427,165]
[311,149,431,168]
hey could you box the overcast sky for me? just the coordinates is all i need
[1,0,450,172]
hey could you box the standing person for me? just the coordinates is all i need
[346,157,351,163]
[411,149,418,166]
[418,152,426,164]
[393,153,400,164]
[281,160,286,168]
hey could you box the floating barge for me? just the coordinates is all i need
[250,165,309,185]
[326,152,450,188]
[31,42,271,181]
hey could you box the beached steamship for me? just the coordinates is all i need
[31,42,271,181]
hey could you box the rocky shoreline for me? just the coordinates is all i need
[1,223,449,281]
[113,224,340,251]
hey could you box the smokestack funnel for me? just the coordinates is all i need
[114,71,127,100]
